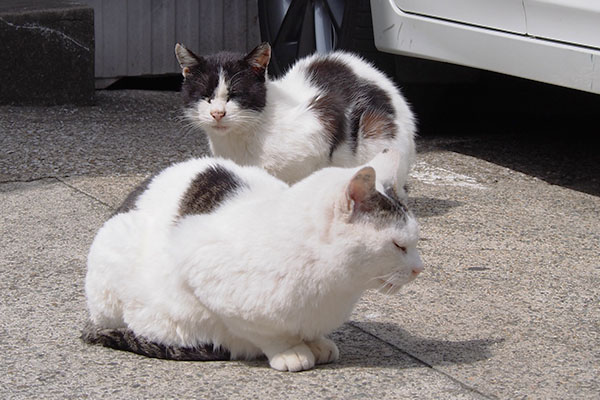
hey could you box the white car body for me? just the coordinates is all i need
[370,0,600,94]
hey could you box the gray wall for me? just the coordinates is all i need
[82,0,260,83]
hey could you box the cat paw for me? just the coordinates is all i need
[269,343,315,372]
[306,337,339,365]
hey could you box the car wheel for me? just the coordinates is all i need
[258,0,396,78]
[257,0,346,76]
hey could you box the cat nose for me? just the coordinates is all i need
[411,264,424,276]
[211,110,226,121]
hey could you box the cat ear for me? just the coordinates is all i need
[244,42,271,74]
[175,43,202,77]
[345,166,377,213]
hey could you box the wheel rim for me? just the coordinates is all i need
[258,0,346,75]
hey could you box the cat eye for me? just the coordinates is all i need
[393,241,407,254]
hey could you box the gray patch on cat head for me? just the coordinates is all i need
[112,176,153,216]
[178,164,247,217]
[354,185,409,225]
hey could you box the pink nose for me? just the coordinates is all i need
[211,110,226,121]
[412,266,424,276]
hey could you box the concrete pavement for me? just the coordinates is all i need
[1,90,598,399]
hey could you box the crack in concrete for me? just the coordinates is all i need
[0,17,90,52]
[0,176,58,184]
[54,176,113,209]
[0,176,113,210]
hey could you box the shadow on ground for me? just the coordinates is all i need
[239,321,503,371]
[408,196,463,218]
[347,321,502,369]
[405,71,600,197]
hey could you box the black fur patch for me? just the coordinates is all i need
[178,165,246,217]
[307,58,396,155]
[81,321,230,361]
[308,95,346,157]
[113,176,153,216]
[181,51,267,112]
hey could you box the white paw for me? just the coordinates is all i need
[307,337,339,365]
[269,343,315,372]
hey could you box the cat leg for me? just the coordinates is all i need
[252,337,316,372]
[267,343,316,372]
[306,336,339,365]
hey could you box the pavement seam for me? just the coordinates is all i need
[0,176,114,209]
[0,176,59,185]
[54,176,114,210]
[347,321,497,400]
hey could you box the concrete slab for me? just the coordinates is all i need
[1,90,598,399]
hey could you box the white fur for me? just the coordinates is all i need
[186,51,416,196]
[85,151,423,371]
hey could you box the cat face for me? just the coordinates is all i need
[330,150,424,294]
[176,43,271,135]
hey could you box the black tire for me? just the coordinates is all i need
[258,0,395,77]
[257,0,344,76]
[337,0,396,77]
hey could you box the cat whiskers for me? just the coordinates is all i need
[368,273,394,291]
[176,115,203,139]
[369,271,404,295]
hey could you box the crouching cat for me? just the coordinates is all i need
[175,42,416,198]
[83,149,424,372]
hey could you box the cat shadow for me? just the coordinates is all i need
[333,321,501,370]
[331,321,502,370]
[240,321,502,371]
[408,196,463,218]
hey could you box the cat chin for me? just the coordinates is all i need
[203,124,233,136]
[374,277,414,295]
[211,125,230,133]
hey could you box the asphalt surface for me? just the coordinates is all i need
[1,90,598,399]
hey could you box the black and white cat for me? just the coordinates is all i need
[175,43,416,198]
[83,149,424,372]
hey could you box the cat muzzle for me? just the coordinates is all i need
[210,110,226,121]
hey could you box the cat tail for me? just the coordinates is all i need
[81,320,230,361]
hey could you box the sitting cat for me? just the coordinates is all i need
[83,149,424,372]
[175,42,416,198]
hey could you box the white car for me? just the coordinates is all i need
[371,0,600,95]
[259,0,600,94]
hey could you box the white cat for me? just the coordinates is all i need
[175,42,416,198]
[83,149,424,372]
